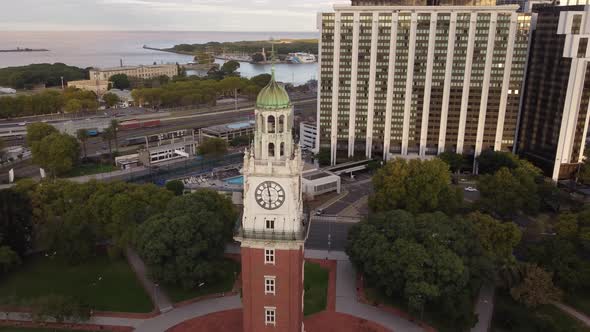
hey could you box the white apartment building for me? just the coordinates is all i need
[317,0,532,165]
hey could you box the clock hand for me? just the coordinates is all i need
[267,186,272,205]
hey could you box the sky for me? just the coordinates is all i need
[0,0,349,32]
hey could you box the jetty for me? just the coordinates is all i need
[0,47,49,52]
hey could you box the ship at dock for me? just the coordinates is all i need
[286,52,317,64]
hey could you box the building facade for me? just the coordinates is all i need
[235,69,306,332]
[89,64,178,81]
[299,121,317,150]
[518,4,590,181]
[317,1,532,165]
[67,79,110,95]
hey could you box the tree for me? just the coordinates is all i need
[438,152,464,175]
[316,148,331,167]
[510,264,562,308]
[76,129,89,159]
[26,122,58,147]
[102,92,120,108]
[110,74,131,90]
[0,244,20,274]
[0,189,33,257]
[251,52,265,63]
[165,180,185,196]
[221,60,240,76]
[467,212,521,270]
[197,138,228,156]
[250,73,272,88]
[136,190,237,288]
[478,166,540,219]
[369,158,463,214]
[346,210,485,330]
[31,133,80,177]
[102,127,114,160]
[63,99,82,114]
[476,150,519,175]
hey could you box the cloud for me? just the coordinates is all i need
[1,0,347,31]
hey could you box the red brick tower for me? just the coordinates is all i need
[235,61,306,332]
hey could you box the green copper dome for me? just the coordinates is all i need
[256,73,291,110]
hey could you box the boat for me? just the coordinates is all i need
[286,52,317,64]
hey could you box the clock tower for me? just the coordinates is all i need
[235,63,306,332]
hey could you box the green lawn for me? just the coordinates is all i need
[65,163,116,177]
[0,255,152,313]
[492,292,590,332]
[163,258,240,303]
[303,262,329,316]
[565,290,590,317]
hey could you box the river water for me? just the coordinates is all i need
[0,31,318,85]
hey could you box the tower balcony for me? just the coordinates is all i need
[234,211,310,243]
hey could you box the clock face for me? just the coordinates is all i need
[255,181,286,210]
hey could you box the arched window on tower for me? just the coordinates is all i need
[278,115,285,133]
[268,142,275,157]
[268,115,276,133]
[280,142,285,157]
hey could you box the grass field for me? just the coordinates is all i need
[492,292,590,332]
[163,258,240,303]
[303,262,329,316]
[0,255,152,313]
[65,163,116,177]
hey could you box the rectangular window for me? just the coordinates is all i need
[266,219,275,229]
[578,38,588,58]
[265,276,276,295]
[265,249,275,264]
[265,307,276,326]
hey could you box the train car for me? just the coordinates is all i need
[125,137,146,146]
[120,119,141,130]
[142,119,160,128]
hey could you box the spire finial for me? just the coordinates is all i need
[271,39,276,80]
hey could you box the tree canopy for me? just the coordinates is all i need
[0,189,33,258]
[370,158,463,214]
[197,137,228,156]
[476,150,520,175]
[110,74,131,90]
[102,92,120,107]
[0,63,88,89]
[1,88,98,118]
[31,132,80,177]
[347,210,489,329]
[136,190,237,289]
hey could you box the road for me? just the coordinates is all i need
[3,97,317,157]
[305,219,355,251]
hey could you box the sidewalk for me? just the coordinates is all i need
[471,283,495,332]
[125,248,173,313]
[553,302,590,327]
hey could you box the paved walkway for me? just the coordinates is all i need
[125,248,173,313]
[553,302,590,327]
[305,250,423,332]
[471,283,495,332]
[134,295,242,332]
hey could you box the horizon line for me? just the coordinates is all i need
[0,29,319,33]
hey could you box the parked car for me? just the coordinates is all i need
[464,186,478,192]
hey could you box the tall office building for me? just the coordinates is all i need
[317,0,532,165]
[518,4,590,181]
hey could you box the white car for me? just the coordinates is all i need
[464,186,478,192]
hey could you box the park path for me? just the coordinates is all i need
[125,248,173,313]
[470,283,495,332]
[133,295,242,332]
[553,302,590,327]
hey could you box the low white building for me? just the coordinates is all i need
[301,168,341,200]
[108,89,133,107]
[0,87,16,95]
[299,122,316,150]
[138,138,198,165]
[52,118,111,136]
